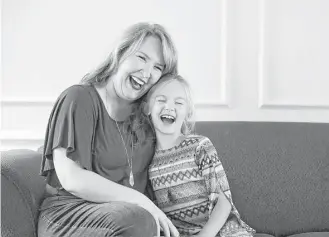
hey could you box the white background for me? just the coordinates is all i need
[1,0,329,150]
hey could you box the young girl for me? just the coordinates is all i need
[144,74,256,237]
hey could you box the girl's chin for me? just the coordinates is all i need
[155,126,176,135]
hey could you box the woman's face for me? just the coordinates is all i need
[149,80,188,136]
[112,35,165,101]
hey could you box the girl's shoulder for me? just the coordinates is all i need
[183,134,212,145]
[183,135,216,156]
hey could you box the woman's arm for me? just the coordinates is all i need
[53,147,179,237]
[195,190,232,237]
[53,147,144,203]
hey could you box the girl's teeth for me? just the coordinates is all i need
[161,115,175,119]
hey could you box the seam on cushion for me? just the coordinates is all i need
[1,173,37,237]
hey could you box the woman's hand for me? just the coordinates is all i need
[135,198,179,237]
[126,190,179,236]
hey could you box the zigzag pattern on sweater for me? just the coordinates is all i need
[152,168,201,187]
[199,154,221,170]
[168,203,209,219]
[156,137,200,155]
[151,138,200,167]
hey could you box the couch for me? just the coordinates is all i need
[1,122,329,237]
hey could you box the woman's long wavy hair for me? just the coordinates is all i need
[141,74,195,140]
[80,22,178,148]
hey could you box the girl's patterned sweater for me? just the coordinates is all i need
[148,135,255,237]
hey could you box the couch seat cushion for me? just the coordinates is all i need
[255,234,275,237]
[288,232,329,237]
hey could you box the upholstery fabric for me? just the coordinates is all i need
[195,122,329,236]
[287,232,329,237]
[254,234,275,237]
[1,122,329,237]
[1,149,46,237]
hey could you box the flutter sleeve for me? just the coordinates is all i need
[195,137,233,210]
[40,85,96,177]
[195,136,256,236]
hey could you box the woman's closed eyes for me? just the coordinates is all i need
[136,53,163,72]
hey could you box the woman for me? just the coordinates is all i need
[38,22,179,237]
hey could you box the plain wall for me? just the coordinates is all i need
[1,0,329,150]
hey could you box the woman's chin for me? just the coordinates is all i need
[121,91,143,102]
[122,83,146,100]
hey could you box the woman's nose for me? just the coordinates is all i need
[141,64,152,82]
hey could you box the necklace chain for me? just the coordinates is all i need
[105,87,134,186]
[115,120,133,170]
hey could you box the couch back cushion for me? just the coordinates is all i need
[195,122,329,236]
[1,122,328,237]
[1,149,46,237]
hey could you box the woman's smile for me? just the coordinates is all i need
[129,75,145,90]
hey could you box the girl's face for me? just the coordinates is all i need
[112,35,165,101]
[149,80,188,136]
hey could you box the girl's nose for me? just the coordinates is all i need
[162,108,174,113]
[163,103,175,111]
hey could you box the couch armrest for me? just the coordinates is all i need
[1,149,46,237]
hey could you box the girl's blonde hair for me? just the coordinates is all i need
[143,74,195,136]
[81,22,178,85]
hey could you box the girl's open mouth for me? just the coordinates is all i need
[160,114,176,124]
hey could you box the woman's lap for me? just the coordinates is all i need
[38,195,157,237]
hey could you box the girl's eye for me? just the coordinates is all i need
[154,66,163,72]
[137,55,146,61]
[157,99,166,103]
[175,101,184,105]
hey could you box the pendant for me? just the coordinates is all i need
[129,170,134,186]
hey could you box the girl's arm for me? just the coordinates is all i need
[195,190,231,237]
[194,137,234,237]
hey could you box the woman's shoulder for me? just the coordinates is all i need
[59,84,94,99]
[56,84,98,107]
[49,84,100,120]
